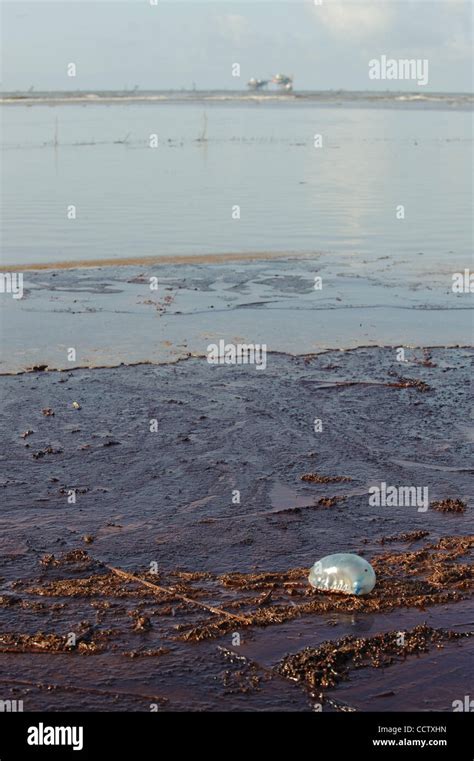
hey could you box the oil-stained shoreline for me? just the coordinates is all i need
[0,348,472,710]
[1,258,471,375]
[1,250,307,273]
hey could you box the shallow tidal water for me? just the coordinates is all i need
[1,98,472,268]
[1,257,472,375]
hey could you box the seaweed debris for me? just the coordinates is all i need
[277,624,471,691]
[301,473,352,484]
[431,499,467,514]
[7,536,473,646]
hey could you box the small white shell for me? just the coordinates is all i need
[308,553,376,596]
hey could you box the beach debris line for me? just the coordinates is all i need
[277,625,473,691]
[219,647,263,695]
[387,375,431,392]
[308,554,376,596]
[431,499,467,514]
[316,496,346,508]
[0,629,108,655]
[177,536,473,641]
[32,446,62,460]
[6,535,472,649]
[301,473,351,484]
[274,496,347,515]
[217,646,357,711]
[105,564,250,625]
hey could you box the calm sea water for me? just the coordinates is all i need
[1,95,472,267]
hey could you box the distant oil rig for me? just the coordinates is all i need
[247,73,293,92]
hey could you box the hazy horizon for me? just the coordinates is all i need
[1,87,473,95]
[1,0,472,94]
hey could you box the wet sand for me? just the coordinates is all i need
[1,258,471,375]
[1,251,305,273]
[0,348,472,711]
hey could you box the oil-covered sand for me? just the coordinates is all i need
[0,347,472,711]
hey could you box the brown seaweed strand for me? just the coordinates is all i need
[106,565,250,625]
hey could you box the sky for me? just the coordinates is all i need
[1,0,472,92]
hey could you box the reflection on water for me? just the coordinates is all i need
[1,101,472,267]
